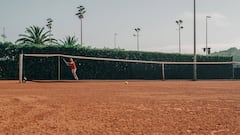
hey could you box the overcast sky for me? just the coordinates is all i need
[1,0,240,54]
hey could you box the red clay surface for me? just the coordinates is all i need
[0,80,239,134]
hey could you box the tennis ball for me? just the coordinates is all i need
[124,81,128,85]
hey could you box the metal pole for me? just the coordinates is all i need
[3,27,5,42]
[134,28,140,51]
[206,16,211,55]
[50,28,52,45]
[19,54,23,83]
[206,17,208,55]
[80,19,82,45]
[114,33,117,48]
[176,20,183,54]
[193,0,197,81]
[137,32,139,51]
[58,56,61,80]
[1,27,7,42]
[179,26,181,54]
[162,63,165,81]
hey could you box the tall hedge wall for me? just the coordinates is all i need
[0,42,234,80]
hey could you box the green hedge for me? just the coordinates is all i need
[0,42,234,80]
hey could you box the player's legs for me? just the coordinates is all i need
[72,68,79,80]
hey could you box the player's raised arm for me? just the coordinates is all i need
[63,58,69,66]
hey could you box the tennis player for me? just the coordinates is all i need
[63,58,79,80]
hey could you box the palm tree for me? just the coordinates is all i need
[59,36,78,46]
[16,25,56,45]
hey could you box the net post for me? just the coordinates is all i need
[162,63,165,81]
[19,54,23,83]
[58,56,61,80]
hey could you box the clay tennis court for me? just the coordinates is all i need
[0,80,239,134]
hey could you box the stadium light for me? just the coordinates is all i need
[193,0,197,81]
[176,20,184,54]
[133,28,141,51]
[76,5,86,45]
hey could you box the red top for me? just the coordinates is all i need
[69,61,77,69]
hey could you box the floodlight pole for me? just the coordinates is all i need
[46,18,53,45]
[178,24,181,54]
[1,27,7,42]
[193,0,197,81]
[176,20,184,54]
[114,33,117,48]
[134,28,141,51]
[206,16,211,55]
[76,5,86,46]
[80,18,83,45]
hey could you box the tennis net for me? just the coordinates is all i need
[19,53,237,83]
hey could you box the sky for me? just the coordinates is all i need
[1,0,240,54]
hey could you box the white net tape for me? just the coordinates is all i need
[23,53,236,65]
